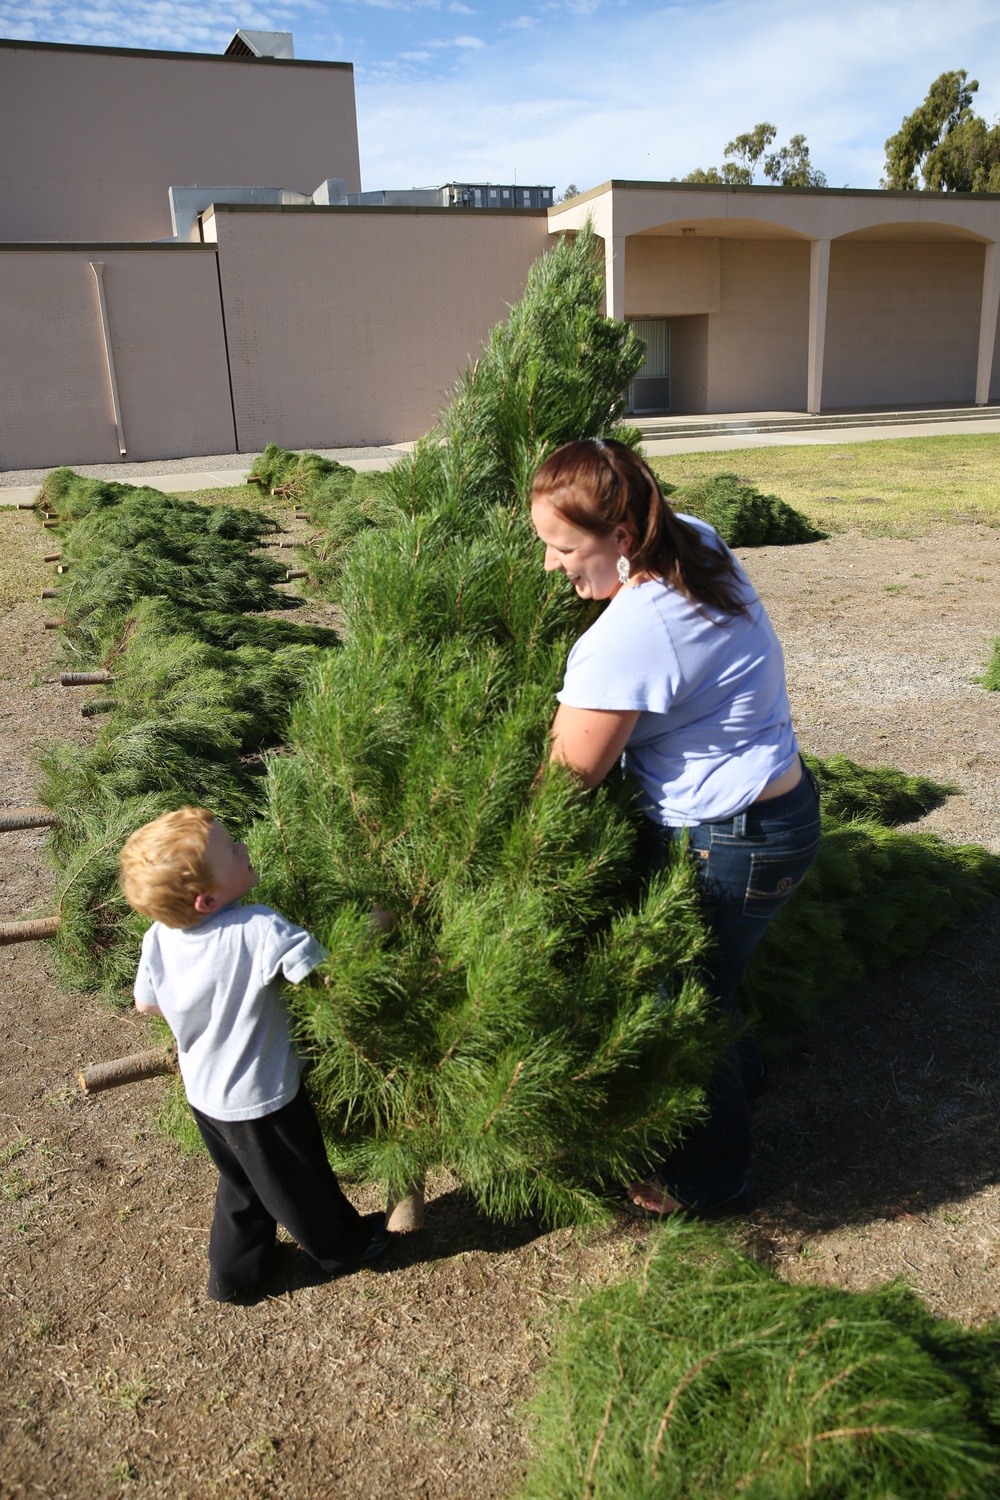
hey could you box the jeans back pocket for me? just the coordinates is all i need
[743,837,820,919]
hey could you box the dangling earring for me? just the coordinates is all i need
[616,555,631,586]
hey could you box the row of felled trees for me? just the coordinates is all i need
[32,224,1000,1494]
[38,225,1000,1224]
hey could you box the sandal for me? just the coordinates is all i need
[624,1177,750,1221]
[625,1178,684,1218]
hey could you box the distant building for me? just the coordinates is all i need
[1,33,998,469]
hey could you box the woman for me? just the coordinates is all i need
[530,438,821,1216]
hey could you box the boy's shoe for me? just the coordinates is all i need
[356,1211,392,1265]
[206,1271,269,1304]
[206,1243,277,1303]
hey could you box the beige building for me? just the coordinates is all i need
[552,182,1000,417]
[1,35,999,470]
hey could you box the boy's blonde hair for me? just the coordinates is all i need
[119,806,216,928]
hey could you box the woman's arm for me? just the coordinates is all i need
[549,704,641,789]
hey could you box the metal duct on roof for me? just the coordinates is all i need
[225,31,295,59]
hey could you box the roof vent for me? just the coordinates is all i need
[225,30,295,59]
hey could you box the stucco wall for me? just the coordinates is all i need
[705,240,811,412]
[207,206,550,449]
[0,247,235,469]
[624,237,720,317]
[0,41,361,242]
[823,241,984,408]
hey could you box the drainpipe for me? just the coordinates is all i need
[89,261,127,456]
[975,242,999,407]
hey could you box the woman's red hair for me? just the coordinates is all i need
[531,438,747,616]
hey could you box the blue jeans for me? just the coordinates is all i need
[644,761,822,1208]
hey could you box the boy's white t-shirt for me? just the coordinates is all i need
[134,903,325,1122]
[556,515,799,826]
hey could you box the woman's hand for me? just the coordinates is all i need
[549,704,641,789]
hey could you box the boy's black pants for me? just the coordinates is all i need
[191,1088,370,1299]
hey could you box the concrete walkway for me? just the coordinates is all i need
[3,413,999,505]
[641,412,1000,458]
[0,447,412,507]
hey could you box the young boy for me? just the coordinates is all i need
[119,805,387,1303]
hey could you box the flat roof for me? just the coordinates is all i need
[562,178,1000,205]
[204,203,548,219]
[0,36,352,70]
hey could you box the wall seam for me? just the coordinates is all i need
[213,249,239,452]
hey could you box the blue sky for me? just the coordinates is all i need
[3,1,1000,194]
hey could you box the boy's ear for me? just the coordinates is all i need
[193,892,219,915]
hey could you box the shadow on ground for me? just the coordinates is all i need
[751,898,1000,1232]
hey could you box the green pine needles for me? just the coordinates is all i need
[521,1220,1000,1498]
[250,227,723,1223]
[977,639,1000,690]
[32,474,337,995]
[668,472,826,547]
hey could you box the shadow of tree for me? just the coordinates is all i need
[750,898,1000,1233]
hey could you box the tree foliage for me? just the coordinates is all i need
[250,228,724,1226]
[31,472,336,997]
[683,122,826,186]
[883,70,1000,192]
[668,473,825,546]
[522,1220,1000,1499]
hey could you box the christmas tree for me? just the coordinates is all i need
[522,1219,1000,1498]
[250,227,726,1225]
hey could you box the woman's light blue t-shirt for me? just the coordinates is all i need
[556,516,799,826]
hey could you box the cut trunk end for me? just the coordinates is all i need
[386,1181,425,1233]
[43,552,62,563]
[0,915,60,945]
[61,671,113,686]
[79,1046,178,1094]
[285,568,309,581]
[0,809,59,832]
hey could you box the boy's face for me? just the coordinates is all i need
[193,821,259,917]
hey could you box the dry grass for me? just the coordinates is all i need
[0,511,49,612]
[647,431,1000,537]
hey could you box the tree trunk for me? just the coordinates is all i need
[79,1046,178,1094]
[386,1181,426,1232]
[61,671,114,686]
[0,810,59,833]
[0,915,60,945]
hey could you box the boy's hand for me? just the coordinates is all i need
[369,904,399,935]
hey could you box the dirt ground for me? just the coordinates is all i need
[2,511,999,1498]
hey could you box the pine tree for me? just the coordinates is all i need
[251,228,724,1225]
[522,1220,1000,1498]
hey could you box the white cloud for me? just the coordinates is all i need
[356,0,1000,193]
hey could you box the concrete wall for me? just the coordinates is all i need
[206,205,550,449]
[705,240,811,412]
[624,237,720,317]
[823,241,984,408]
[0,246,235,469]
[0,40,361,242]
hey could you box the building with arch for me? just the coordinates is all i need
[2,35,999,469]
[552,181,1000,417]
